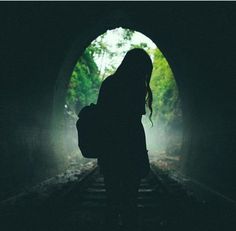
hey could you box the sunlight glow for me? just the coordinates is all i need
[92,27,157,77]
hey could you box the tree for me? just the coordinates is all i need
[65,46,101,117]
[149,48,180,126]
[66,28,182,129]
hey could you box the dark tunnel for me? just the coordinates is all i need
[0,2,235,231]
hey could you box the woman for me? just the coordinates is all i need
[96,48,153,230]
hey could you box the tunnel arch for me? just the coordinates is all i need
[52,12,183,125]
[52,12,186,172]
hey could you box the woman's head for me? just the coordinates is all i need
[116,48,153,83]
[115,48,154,123]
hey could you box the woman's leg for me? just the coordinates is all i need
[103,172,121,229]
[120,172,141,230]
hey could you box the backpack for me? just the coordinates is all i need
[76,103,101,158]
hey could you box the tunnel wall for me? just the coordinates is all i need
[0,3,235,201]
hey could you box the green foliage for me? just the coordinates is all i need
[150,49,181,126]
[66,28,181,129]
[117,29,135,48]
[131,43,148,50]
[65,47,101,115]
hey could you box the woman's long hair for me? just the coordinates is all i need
[115,48,153,124]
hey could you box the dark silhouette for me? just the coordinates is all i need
[96,48,153,230]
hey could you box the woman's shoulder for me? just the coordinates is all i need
[101,75,117,90]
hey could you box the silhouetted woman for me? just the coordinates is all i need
[97,48,153,230]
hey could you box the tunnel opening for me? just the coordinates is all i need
[63,27,183,173]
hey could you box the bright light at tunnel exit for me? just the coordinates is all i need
[92,27,157,77]
[66,27,183,171]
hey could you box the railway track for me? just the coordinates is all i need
[0,164,235,231]
[78,165,179,210]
